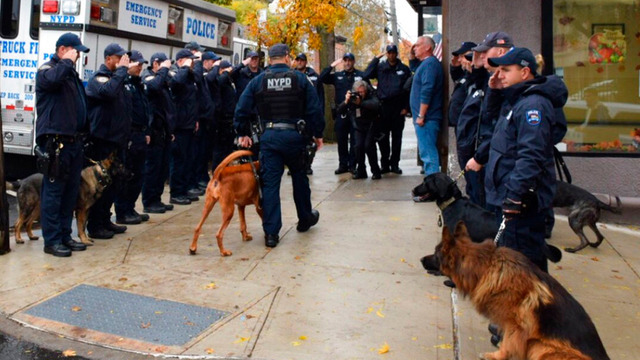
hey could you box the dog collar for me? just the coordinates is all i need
[437,197,456,211]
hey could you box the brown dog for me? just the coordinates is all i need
[435,222,609,360]
[12,155,120,245]
[190,150,262,256]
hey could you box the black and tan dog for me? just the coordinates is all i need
[433,222,609,360]
[11,155,124,245]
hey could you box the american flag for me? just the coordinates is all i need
[432,32,443,61]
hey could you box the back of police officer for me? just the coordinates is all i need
[85,43,132,239]
[294,53,324,175]
[484,48,568,273]
[141,53,175,214]
[114,50,151,225]
[195,51,222,189]
[236,44,324,248]
[168,49,199,205]
[363,44,410,174]
[35,33,90,257]
[320,53,365,175]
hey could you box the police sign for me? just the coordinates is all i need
[182,9,219,49]
[118,0,168,38]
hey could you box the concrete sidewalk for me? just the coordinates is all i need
[1,123,639,360]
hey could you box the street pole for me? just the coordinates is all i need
[389,0,399,45]
[0,69,10,255]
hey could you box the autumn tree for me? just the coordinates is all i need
[228,0,268,29]
[335,0,387,68]
[203,0,233,7]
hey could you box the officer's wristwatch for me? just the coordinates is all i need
[417,114,424,119]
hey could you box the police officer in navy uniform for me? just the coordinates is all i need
[319,52,365,175]
[85,43,132,239]
[236,43,324,248]
[232,50,263,100]
[211,60,237,172]
[142,53,175,214]
[168,48,200,205]
[35,33,90,257]
[196,51,222,188]
[484,48,568,273]
[115,50,151,224]
[363,44,411,174]
[294,53,324,175]
[448,42,476,128]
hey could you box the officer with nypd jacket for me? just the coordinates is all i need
[85,43,132,240]
[294,52,324,175]
[483,48,568,273]
[141,52,175,214]
[168,49,200,205]
[319,52,365,175]
[236,44,324,249]
[114,50,151,225]
[35,33,90,257]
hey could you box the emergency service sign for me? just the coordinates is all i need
[182,9,218,49]
[119,0,168,37]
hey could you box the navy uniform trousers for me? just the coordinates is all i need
[40,140,83,247]
[260,128,314,236]
[115,130,147,217]
[170,129,195,198]
[86,139,118,232]
[142,135,171,207]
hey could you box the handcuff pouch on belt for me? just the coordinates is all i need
[35,136,63,181]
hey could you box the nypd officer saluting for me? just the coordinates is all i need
[236,44,324,248]
[85,43,132,240]
[319,52,365,175]
[141,53,175,214]
[484,48,568,273]
[35,33,90,257]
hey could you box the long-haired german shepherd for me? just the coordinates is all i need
[10,154,126,245]
[433,222,609,360]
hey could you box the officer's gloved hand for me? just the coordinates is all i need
[502,198,522,219]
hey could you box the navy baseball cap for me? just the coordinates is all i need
[175,48,197,60]
[268,44,289,57]
[202,51,221,61]
[129,50,147,64]
[452,41,477,56]
[219,60,232,69]
[295,53,307,61]
[104,43,128,58]
[185,41,205,52]
[472,32,514,52]
[247,51,259,58]
[386,44,398,53]
[56,33,89,53]
[150,52,173,64]
[343,52,355,61]
[488,47,537,73]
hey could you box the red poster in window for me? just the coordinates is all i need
[588,30,626,65]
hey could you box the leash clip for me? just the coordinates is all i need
[493,215,507,245]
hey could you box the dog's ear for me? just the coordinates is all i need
[435,173,452,199]
[453,221,469,238]
[442,225,454,246]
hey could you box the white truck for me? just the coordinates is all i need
[1,0,248,178]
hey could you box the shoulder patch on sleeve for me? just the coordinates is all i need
[169,71,176,77]
[144,75,156,82]
[526,109,541,126]
[95,76,110,83]
[38,64,52,71]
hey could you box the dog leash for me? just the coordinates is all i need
[494,216,507,245]
[436,171,466,227]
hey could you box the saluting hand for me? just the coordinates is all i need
[212,59,221,67]
[242,57,251,66]
[489,69,503,89]
[62,49,79,62]
[451,55,461,67]
[160,60,172,68]
[128,61,140,69]
[331,58,342,68]
[183,59,193,68]
[377,52,386,59]
[118,54,130,68]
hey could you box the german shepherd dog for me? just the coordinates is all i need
[11,154,124,245]
[413,173,561,273]
[435,222,610,360]
[190,150,262,257]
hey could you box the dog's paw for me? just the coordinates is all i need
[189,248,197,255]
[15,239,25,244]
[243,233,253,241]
[220,249,233,257]
[29,236,39,241]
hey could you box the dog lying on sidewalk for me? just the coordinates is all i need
[190,150,262,257]
[435,222,610,360]
[10,155,124,245]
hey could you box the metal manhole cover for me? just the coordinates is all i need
[24,285,228,346]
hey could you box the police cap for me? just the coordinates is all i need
[472,32,514,52]
[488,47,537,74]
[452,41,477,56]
[295,53,307,61]
[247,51,260,58]
[203,51,222,61]
[175,48,197,60]
[56,33,90,53]
[185,41,205,52]
[386,44,398,53]
[268,44,289,57]
[343,52,355,61]
[150,52,173,64]
[129,50,147,64]
[104,43,128,58]
[219,60,232,69]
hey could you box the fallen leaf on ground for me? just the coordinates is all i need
[62,349,76,357]
[591,257,600,262]
[434,343,453,349]
[299,335,308,340]
[246,314,256,319]
[234,336,250,344]
[118,277,128,282]
[204,282,217,289]
[240,258,249,261]
[71,306,81,312]
[141,322,151,329]
[294,256,302,260]
[400,258,406,263]
[291,341,301,346]
[556,266,563,270]
[366,307,374,313]
[376,310,385,318]
[614,275,623,280]
[411,337,418,341]
[205,348,214,354]
[184,321,195,326]
[378,342,390,354]
[155,311,163,314]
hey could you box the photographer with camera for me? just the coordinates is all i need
[337,81,382,179]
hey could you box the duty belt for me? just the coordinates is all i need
[265,122,297,130]
[49,133,84,143]
[131,125,148,132]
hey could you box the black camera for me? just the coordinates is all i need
[348,91,361,104]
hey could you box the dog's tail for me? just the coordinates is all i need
[598,196,622,215]
[212,150,255,181]
[5,180,21,191]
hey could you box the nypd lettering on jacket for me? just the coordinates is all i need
[267,77,292,91]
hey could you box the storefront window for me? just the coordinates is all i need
[553,0,640,154]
